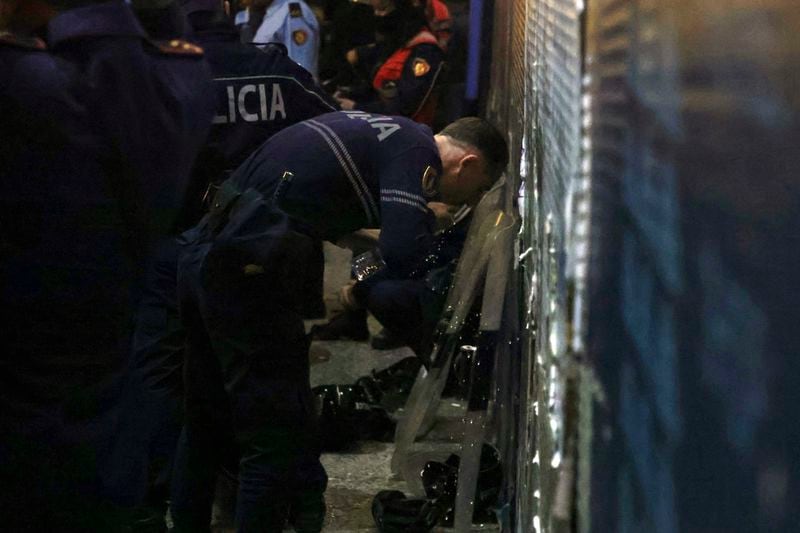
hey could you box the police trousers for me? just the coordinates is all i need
[171,190,326,533]
[119,238,186,514]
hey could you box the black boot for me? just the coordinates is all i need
[370,327,407,350]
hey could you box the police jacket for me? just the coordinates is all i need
[179,20,337,228]
[354,29,444,126]
[230,110,442,303]
[0,1,214,422]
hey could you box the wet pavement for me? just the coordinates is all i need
[302,244,499,532]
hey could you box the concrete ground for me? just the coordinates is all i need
[306,244,499,532]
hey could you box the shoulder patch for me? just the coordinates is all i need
[0,31,46,51]
[292,29,308,45]
[289,2,302,17]
[153,39,204,57]
[412,58,431,77]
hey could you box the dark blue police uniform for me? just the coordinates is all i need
[0,1,215,530]
[122,4,338,528]
[175,110,441,532]
[367,206,472,354]
[181,14,338,227]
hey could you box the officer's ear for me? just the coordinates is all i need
[457,153,480,178]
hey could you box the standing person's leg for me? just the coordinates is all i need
[170,234,233,532]
[367,279,428,352]
[198,199,327,532]
[126,239,186,523]
[300,236,327,319]
[203,294,327,532]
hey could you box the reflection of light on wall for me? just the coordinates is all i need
[520,132,529,180]
[548,324,561,356]
[551,450,562,469]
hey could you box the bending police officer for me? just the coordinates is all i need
[172,112,507,532]
[127,0,337,526]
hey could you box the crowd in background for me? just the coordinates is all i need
[232,0,468,128]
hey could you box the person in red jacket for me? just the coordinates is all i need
[334,0,444,126]
[419,0,451,50]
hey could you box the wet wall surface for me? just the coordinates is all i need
[585,1,800,531]
[486,0,800,531]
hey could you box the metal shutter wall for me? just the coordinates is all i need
[584,0,800,531]
[485,0,586,531]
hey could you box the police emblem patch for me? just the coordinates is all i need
[293,29,308,45]
[412,58,431,77]
[156,39,204,56]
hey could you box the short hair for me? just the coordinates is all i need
[439,117,509,183]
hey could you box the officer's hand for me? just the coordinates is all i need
[339,281,362,310]
[335,96,357,110]
[428,202,457,231]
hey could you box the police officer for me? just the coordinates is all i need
[174,112,507,532]
[335,0,445,125]
[124,0,337,526]
[247,0,320,78]
[180,0,337,225]
[252,0,320,77]
[0,0,215,529]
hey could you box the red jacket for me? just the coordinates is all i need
[359,29,444,126]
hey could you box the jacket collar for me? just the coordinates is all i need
[48,0,146,48]
[265,0,291,18]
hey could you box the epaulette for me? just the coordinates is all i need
[289,2,302,18]
[0,31,46,51]
[152,39,204,57]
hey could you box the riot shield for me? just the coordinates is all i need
[391,176,510,478]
